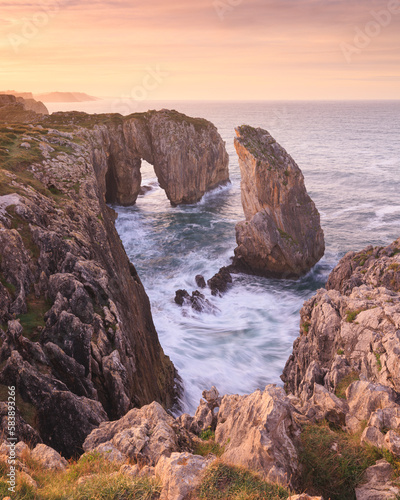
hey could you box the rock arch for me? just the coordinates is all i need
[92,109,230,207]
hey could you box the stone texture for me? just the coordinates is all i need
[31,443,68,470]
[155,452,214,500]
[0,118,179,457]
[83,402,190,466]
[232,125,324,278]
[355,460,400,500]
[84,109,229,206]
[282,243,400,400]
[215,385,301,487]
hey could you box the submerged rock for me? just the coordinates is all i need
[232,125,324,278]
[207,266,232,296]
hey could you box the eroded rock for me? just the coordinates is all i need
[232,125,324,278]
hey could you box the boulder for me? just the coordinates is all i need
[346,381,399,433]
[83,402,187,465]
[155,452,215,500]
[31,443,68,470]
[232,125,324,278]
[215,385,301,487]
[207,267,232,296]
[355,460,400,499]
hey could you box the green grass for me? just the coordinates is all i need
[194,428,224,457]
[197,461,290,500]
[299,422,381,500]
[337,348,344,355]
[374,352,382,371]
[335,371,359,399]
[345,309,364,323]
[302,322,310,333]
[0,451,161,500]
[17,294,52,342]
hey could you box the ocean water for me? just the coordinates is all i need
[48,100,400,413]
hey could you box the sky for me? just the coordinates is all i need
[0,0,400,100]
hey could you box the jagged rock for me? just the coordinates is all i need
[300,383,348,428]
[31,443,68,470]
[232,125,324,278]
[207,267,232,296]
[120,463,139,477]
[355,460,400,499]
[195,275,206,288]
[361,426,385,449]
[174,289,218,314]
[384,430,400,457]
[282,249,400,399]
[0,116,180,456]
[0,350,108,458]
[90,442,127,463]
[83,402,189,466]
[190,386,222,434]
[215,385,301,487]
[155,452,215,500]
[346,381,399,433]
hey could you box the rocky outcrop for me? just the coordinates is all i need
[0,122,178,457]
[155,452,215,500]
[215,385,302,488]
[281,238,400,497]
[17,97,49,115]
[232,125,324,278]
[47,109,229,207]
[83,401,192,465]
[0,94,48,122]
[282,238,400,401]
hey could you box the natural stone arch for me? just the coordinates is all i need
[92,109,230,207]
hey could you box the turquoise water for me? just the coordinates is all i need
[48,100,400,412]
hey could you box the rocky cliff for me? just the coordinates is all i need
[47,109,229,206]
[232,125,325,278]
[0,94,48,122]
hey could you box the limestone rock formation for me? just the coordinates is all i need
[282,239,400,401]
[155,452,215,500]
[281,238,400,497]
[232,125,324,278]
[0,122,178,457]
[215,385,302,487]
[83,402,191,465]
[48,109,229,207]
[0,94,48,122]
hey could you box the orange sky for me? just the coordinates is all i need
[0,0,400,100]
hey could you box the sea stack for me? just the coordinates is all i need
[233,125,324,278]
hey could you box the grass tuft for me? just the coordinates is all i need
[335,371,359,399]
[197,461,290,500]
[299,421,380,500]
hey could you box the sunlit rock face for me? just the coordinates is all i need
[233,125,324,278]
[89,109,230,207]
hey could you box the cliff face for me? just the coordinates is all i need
[0,94,48,122]
[48,109,230,207]
[232,125,324,278]
[0,120,179,457]
[282,239,400,400]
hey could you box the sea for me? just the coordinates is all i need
[46,100,400,413]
